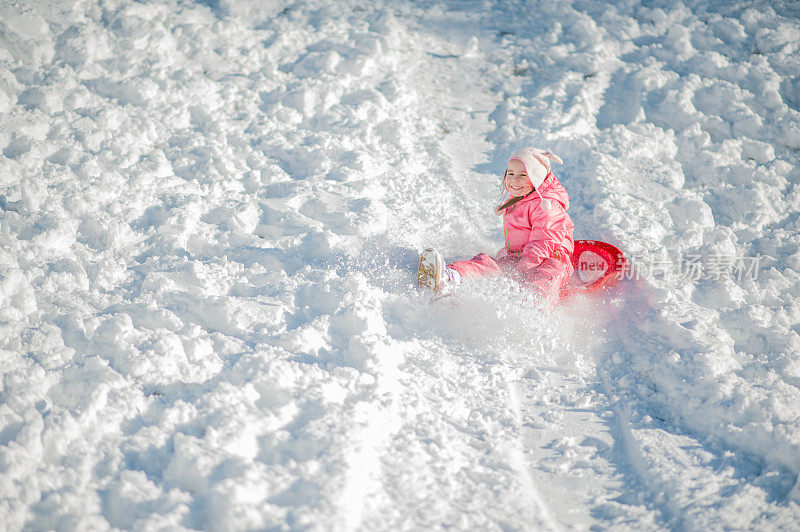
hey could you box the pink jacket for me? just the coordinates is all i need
[497,172,575,275]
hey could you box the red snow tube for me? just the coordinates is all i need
[560,240,626,299]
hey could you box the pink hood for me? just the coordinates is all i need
[498,172,575,272]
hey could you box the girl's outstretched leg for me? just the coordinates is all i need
[448,253,503,279]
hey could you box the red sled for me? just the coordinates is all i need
[559,240,626,300]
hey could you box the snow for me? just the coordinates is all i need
[1,0,800,529]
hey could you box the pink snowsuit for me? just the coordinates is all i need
[448,172,575,304]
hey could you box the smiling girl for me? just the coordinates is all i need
[417,147,575,305]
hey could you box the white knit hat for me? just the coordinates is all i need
[507,147,563,189]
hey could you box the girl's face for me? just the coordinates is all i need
[504,159,533,197]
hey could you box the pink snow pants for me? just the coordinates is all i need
[448,253,572,304]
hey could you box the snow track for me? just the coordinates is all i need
[2,0,800,530]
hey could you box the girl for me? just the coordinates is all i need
[417,147,575,304]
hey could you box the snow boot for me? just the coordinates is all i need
[417,248,460,293]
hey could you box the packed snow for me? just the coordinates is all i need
[1,0,800,529]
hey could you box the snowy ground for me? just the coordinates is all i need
[2,0,800,529]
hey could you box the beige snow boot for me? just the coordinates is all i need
[417,248,459,293]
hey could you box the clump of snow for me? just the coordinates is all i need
[1,0,799,530]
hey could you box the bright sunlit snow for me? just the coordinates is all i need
[1,0,800,530]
